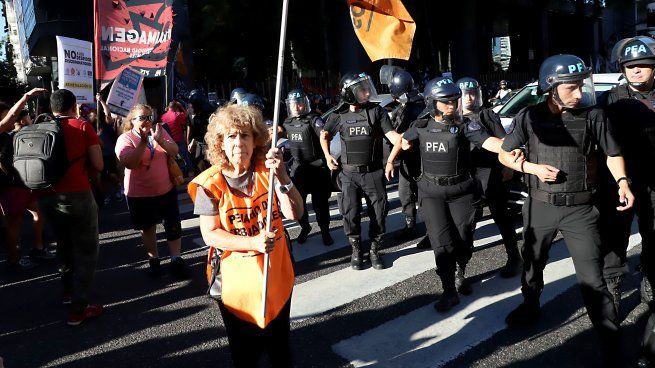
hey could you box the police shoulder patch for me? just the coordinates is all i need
[467,121,481,131]
[449,126,459,134]
[314,117,325,128]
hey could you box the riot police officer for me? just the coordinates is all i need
[320,72,402,270]
[498,54,634,365]
[381,67,426,239]
[283,89,334,245]
[602,36,655,367]
[188,89,213,173]
[386,77,504,311]
[457,77,521,278]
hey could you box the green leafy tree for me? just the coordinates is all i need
[0,36,28,102]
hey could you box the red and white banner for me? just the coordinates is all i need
[94,0,173,88]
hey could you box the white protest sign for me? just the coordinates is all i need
[56,36,94,103]
[107,67,145,117]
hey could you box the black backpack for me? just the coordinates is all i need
[12,114,70,189]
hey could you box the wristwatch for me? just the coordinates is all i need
[278,181,294,194]
[616,177,632,186]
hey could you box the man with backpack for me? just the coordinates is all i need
[29,89,104,326]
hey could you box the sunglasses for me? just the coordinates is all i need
[132,115,153,122]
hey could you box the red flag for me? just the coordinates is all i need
[347,0,415,61]
[94,0,173,88]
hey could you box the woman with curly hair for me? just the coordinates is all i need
[115,104,187,278]
[188,104,303,367]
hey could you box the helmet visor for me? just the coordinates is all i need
[231,92,246,104]
[554,75,596,109]
[285,95,311,118]
[350,76,379,104]
[460,88,483,112]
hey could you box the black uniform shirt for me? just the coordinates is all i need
[323,103,394,137]
[403,117,491,148]
[603,84,655,182]
[501,101,621,157]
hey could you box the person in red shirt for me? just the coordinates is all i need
[37,89,104,326]
[161,100,192,176]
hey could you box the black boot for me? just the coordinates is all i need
[396,217,417,240]
[606,276,622,316]
[434,289,460,312]
[297,225,311,244]
[435,268,459,312]
[370,237,385,270]
[455,263,472,295]
[505,299,541,327]
[320,226,333,246]
[350,238,363,270]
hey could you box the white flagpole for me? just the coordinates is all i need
[262,0,290,321]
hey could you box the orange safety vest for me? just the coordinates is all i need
[188,163,294,328]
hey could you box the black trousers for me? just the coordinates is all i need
[339,169,387,241]
[475,167,518,253]
[218,299,293,368]
[521,198,619,349]
[418,176,477,292]
[597,182,634,280]
[291,164,332,231]
[398,161,418,221]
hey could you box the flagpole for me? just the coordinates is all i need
[262,0,290,321]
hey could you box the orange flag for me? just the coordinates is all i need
[347,0,416,61]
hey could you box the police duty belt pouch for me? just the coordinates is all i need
[12,114,71,190]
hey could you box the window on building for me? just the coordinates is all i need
[491,36,512,72]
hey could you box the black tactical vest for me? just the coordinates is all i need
[610,84,655,160]
[283,114,322,165]
[416,119,468,177]
[527,110,597,193]
[339,108,382,167]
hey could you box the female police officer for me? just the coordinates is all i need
[386,77,503,312]
[457,76,521,278]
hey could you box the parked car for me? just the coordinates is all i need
[497,73,625,132]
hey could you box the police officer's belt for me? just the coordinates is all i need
[530,189,594,206]
[422,172,471,186]
[342,164,380,173]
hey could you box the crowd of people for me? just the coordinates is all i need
[4,35,655,368]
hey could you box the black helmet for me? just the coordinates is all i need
[456,77,482,111]
[423,77,461,117]
[188,88,207,107]
[285,88,311,118]
[611,36,655,67]
[423,77,461,104]
[389,70,415,99]
[539,54,596,109]
[379,65,416,101]
[538,54,592,94]
[230,88,248,104]
[457,77,480,92]
[500,80,508,87]
[339,72,378,105]
[238,93,265,111]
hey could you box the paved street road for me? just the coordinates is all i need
[0,182,650,368]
